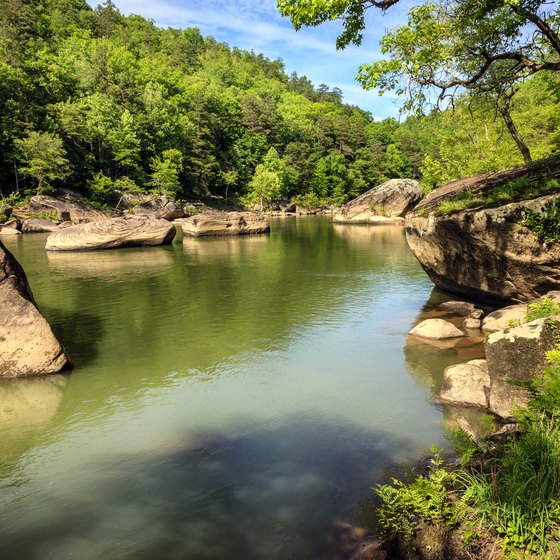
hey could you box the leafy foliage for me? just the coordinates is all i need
[376,347,560,557]
[526,298,560,323]
[524,199,560,245]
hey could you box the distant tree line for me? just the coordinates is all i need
[1,0,559,209]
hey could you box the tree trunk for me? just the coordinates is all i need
[499,95,532,164]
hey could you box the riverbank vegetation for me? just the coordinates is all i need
[375,345,560,559]
[1,0,560,213]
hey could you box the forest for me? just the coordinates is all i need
[1,0,559,210]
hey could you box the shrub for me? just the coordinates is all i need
[525,298,560,323]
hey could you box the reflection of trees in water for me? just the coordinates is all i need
[0,414,412,560]
[8,219,426,414]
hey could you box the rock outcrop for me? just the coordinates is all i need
[485,316,560,419]
[333,179,424,223]
[409,318,465,339]
[175,211,270,237]
[45,215,176,251]
[406,157,560,303]
[15,194,109,224]
[122,194,185,221]
[0,241,70,377]
[22,217,60,233]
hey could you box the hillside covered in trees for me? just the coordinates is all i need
[1,0,559,209]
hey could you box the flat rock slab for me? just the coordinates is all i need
[482,303,528,333]
[437,301,479,317]
[0,241,70,377]
[176,211,270,237]
[45,216,175,251]
[409,318,465,339]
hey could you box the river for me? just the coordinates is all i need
[0,217,476,559]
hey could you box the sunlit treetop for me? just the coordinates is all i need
[277,0,560,108]
[276,0,399,49]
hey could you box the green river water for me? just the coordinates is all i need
[0,217,478,559]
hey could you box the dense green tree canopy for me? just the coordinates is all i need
[278,0,560,164]
[0,0,558,209]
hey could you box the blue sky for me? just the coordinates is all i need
[89,0,413,119]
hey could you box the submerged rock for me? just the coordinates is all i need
[409,318,465,339]
[0,241,70,377]
[333,178,424,223]
[175,211,270,237]
[45,215,176,251]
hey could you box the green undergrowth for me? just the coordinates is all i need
[526,298,560,323]
[433,176,559,216]
[524,199,560,244]
[375,347,560,558]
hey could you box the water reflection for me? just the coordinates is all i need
[0,218,455,559]
[1,414,408,560]
[0,375,67,462]
[46,246,175,279]
[183,234,269,263]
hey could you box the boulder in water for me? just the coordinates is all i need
[0,241,70,377]
[45,215,176,251]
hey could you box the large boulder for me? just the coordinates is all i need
[175,211,270,237]
[409,318,465,339]
[16,194,109,224]
[22,217,60,234]
[123,194,185,221]
[0,241,70,377]
[333,179,424,223]
[485,316,560,419]
[406,157,560,303]
[45,215,176,251]
[439,359,490,408]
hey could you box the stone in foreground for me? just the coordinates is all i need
[409,318,464,339]
[45,216,175,251]
[485,316,560,419]
[333,178,424,223]
[0,241,70,377]
[176,211,270,237]
[439,359,490,408]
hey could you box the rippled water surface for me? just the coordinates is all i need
[1,218,470,559]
